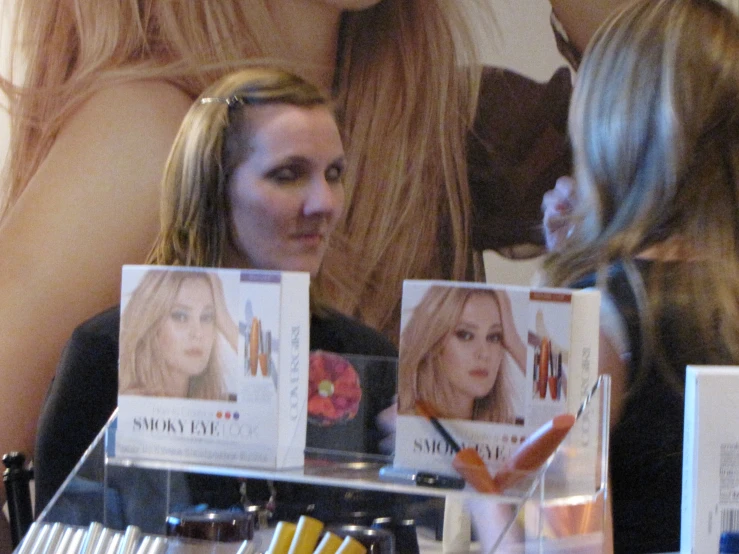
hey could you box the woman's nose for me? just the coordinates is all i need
[476,343,492,360]
[303,176,344,217]
[189,322,203,339]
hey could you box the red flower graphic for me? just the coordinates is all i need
[308,351,362,426]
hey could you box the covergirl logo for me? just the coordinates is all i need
[131,416,257,438]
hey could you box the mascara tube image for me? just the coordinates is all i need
[548,346,558,400]
[249,317,260,376]
[538,337,550,399]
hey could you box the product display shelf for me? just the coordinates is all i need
[23,376,609,554]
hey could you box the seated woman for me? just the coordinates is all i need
[540,0,739,551]
[397,285,525,423]
[34,67,397,516]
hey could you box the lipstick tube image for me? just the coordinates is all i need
[334,536,367,554]
[491,413,576,492]
[312,532,343,554]
[265,521,297,554]
[287,515,324,554]
[538,337,550,399]
[249,317,260,376]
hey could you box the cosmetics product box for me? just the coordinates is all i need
[393,280,600,491]
[113,265,310,469]
[681,366,739,554]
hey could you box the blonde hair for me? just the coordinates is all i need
[544,0,739,387]
[1,0,488,342]
[398,286,516,423]
[119,269,227,400]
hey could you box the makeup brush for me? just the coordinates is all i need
[415,400,500,494]
[490,412,576,492]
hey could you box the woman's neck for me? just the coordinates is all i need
[438,390,475,420]
[163,366,191,398]
[266,0,342,90]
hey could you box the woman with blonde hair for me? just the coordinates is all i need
[539,0,739,550]
[119,269,234,400]
[0,0,498,465]
[398,285,526,423]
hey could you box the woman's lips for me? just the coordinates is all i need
[291,232,325,248]
[469,368,490,378]
[185,348,204,357]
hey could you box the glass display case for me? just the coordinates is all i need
[17,376,610,554]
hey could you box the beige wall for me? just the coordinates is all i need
[481,0,568,81]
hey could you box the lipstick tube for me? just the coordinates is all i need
[266,521,297,554]
[491,413,576,491]
[312,532,343,554]
[287,515,324,554]
[334,536,367,554]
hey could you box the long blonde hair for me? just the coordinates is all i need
[398,286,516,423]
[119,269,227,400]
[1,0,488,342]
[544,0,739,388]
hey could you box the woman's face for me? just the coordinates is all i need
[439,294,504,401]
[227,104,345,276]
[157,278,216,379]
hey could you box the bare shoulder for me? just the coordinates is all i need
[60,79,195,148]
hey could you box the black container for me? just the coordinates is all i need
[328,524,395,554]
[2,452,34,548]
[166,510,256,542]
[372,517,420,554]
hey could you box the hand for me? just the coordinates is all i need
[542,175,576,252]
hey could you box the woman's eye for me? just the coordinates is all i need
[201,312,215,324]
[268,166,301,184]
[454,329,474,341]
[487,332,503,344]
[326,164,344,183]
[171,310,188,323]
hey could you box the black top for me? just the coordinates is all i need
[34,305,398,515]
[468,66,572,250]
[575,260,735,553]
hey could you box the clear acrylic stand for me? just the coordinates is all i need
[27,375,609,554]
